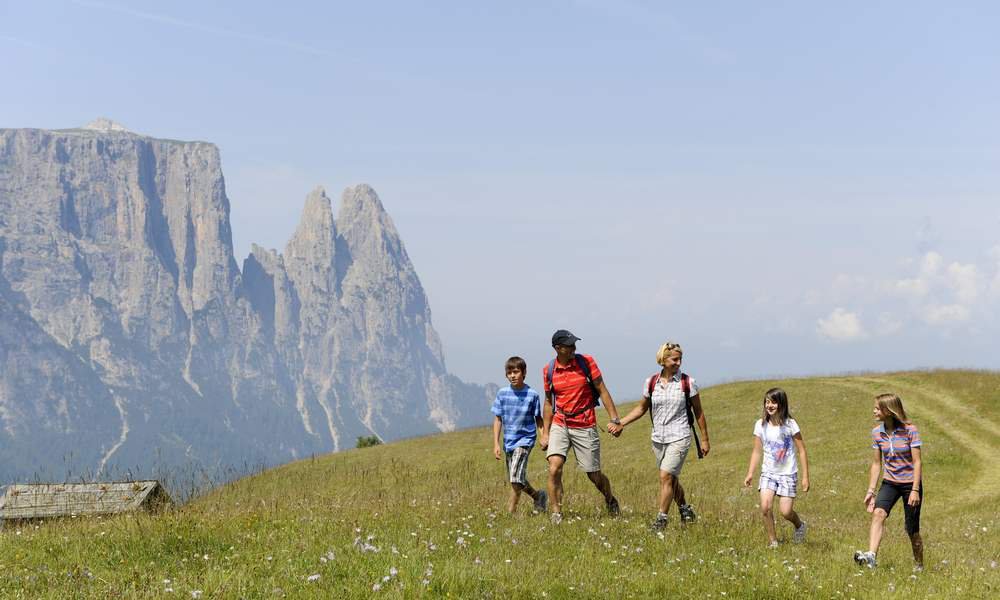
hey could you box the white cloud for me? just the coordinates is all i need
[817,308,867,341]
[875,312,903,336]
[921,304,971,325]
[946,262,980,304]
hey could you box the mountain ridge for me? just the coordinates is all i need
[0,123,494,484]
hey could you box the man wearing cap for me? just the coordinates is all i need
[540,329,624,524]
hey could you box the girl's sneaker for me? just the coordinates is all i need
[853,550,876,569]
[793,521,807,543]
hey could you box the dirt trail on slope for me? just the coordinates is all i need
[827,377,1000,508]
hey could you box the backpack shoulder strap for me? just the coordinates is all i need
[646,373,659,399]
[545,360,557,394]
[574,354,592,383]
[681,373,691,400]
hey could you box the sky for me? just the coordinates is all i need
[3,1,999,400]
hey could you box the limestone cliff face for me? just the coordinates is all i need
[0,124,493,484]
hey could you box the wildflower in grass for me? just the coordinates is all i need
[372,583,381,591]
[456,536,467,547]
[190,592,203,599]
[307,574,320,582]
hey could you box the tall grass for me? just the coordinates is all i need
[2,370,998,598]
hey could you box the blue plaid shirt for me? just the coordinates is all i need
[491,385,542,452]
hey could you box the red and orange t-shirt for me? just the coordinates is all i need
[544,354,602,429]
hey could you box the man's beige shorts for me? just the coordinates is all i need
[652,436,691,476]
[546,425,601,472]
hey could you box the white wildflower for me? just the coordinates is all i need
[372,583,381,592]
[307,574,320,582]
[190,592,203,599]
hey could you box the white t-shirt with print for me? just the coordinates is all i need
[753,418,801,476]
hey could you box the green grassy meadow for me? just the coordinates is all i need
[2,370,998,598]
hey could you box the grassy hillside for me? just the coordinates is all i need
[2,370,998,598]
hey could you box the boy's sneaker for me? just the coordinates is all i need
[793,521,807,543]
[533,491,548,513]
[679,504,697,523]
[853,550,876,569]
[550,512,563,525]
[606,496,621,517]
[650,513,669,532]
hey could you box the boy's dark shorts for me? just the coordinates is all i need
[875,479,922,535]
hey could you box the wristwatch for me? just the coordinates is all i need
[610,418,621,425]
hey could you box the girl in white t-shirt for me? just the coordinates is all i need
[743,387,810,547]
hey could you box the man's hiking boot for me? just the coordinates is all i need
[650,513,668,532]
[853,550,876,569]
[606,496,621,517]
[679,503,697,523]
[533,491,548,513]
[550,511,563,525]
[793,520,807,543]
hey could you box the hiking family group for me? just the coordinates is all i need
[490,329,925,571]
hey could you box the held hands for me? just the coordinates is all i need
[540,433,549,451]
[606,421,623,437]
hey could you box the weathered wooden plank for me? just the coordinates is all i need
[0,480,172,520]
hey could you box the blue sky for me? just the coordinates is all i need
[3,1,999,398]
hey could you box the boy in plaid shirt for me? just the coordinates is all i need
[492,356,548,514]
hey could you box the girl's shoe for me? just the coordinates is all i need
[853,550,876,569]
[793,521,807,543]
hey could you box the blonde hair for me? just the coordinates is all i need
[656,341,683,366]
[875,393,910,429]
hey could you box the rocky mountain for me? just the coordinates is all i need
[0,121,494,486]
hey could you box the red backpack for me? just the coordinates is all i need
[646,372,703,459]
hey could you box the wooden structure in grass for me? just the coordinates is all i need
[0,481,172,521]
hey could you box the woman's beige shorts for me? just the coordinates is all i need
[652,436,691,476]
[546,425,601,472]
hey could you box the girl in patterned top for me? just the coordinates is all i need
[743,388,809,547]
[853,393,924,570]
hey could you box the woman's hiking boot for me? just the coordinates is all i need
[650,513,669,532]
[679,503,697,523]
[606,496,621,517]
